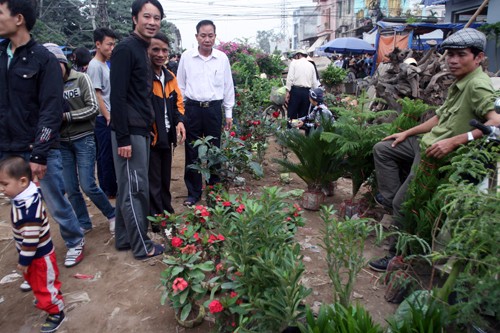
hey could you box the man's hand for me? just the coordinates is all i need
[425,137,458,159]
[285,91,290,103]
[17,264,28,274]
[176,122,186,144]
[382,132,409,147]
[30,162,47,180]
[105,114,111,126]
[118,145,132,159]
[225,118,233,131]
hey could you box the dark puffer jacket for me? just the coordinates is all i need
[0,39,63,164]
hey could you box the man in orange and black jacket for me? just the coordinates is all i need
[149,32,186,217]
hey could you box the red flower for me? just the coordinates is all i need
[171,237,183,248]
[208,300,224,313]
[193,233,200,241]
[194,205,204,211]
[222,201,232,207]
[253,120,261,126]
[217,234,225,241]
[181,244,197,254]
[208,234,218,243]
[293,203,302,211]
[239,135,247,141]
[161,221,167,227]
[179,227,187,235]
[236,204,245,213]
[237,101,241,106]
[272,111,280,118]
[216,263,223,272]
[230,131,236,137]
[230,291,238,298]
[200,209,210,217]
[172,277,188,292]
[294,212,299,217]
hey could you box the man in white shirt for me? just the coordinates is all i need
[87,27,117,200]
[285,49,320,120]
[177,19,235,206]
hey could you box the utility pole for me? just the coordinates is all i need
[96,0,110,28]
[280,0,288,39]
[88,0,96,30]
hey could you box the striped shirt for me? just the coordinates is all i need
[11,182,53,266]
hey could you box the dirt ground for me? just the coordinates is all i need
[0,140,396,332]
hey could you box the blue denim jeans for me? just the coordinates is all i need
[0,150,83,249]
[60,135,115,230]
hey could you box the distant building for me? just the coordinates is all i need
[444,0,500,72]
[293,6,319,50]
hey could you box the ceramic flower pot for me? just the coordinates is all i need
[175,303,205,328]
[301,190,325,211]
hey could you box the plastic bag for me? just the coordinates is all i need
[270,86,287,105]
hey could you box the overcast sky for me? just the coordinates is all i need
[159,0,316,49]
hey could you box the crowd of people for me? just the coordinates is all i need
[0,0,499,331]
[0,0,233,331]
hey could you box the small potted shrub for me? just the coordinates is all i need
[161,251,215,327]
[275,127,343,210]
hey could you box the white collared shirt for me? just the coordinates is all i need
[286,57,320,91]
[177,47,235,118]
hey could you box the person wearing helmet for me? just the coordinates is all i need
[295,88,334,134]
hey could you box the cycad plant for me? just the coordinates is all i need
[275,126,343,192]
[299,303,383,333]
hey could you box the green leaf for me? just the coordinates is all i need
[170,266,184,277]
[179,288,189,305]
[180,302,192,321]
[197,261,215,272]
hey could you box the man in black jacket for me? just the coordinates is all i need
[0,0,85,270]
[110,0,165,259]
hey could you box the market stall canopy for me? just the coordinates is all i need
[319,37,375,55]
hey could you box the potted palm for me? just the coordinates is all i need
[275,126,343,210]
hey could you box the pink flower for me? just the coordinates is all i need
[171,237,183,248]
[230,131,236,137]
[216,263,223,272]
[208,299,224,313]
[172,277,188,292]
[181,244,197,254]
[217,234,225,241]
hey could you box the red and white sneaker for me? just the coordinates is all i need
[64,238,85,267]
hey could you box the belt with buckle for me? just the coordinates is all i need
[186,99,221,108]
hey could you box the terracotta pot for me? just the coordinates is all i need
[301,190,325,211]
[175,303,205,328]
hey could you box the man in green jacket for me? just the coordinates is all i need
[369,28,500,272]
